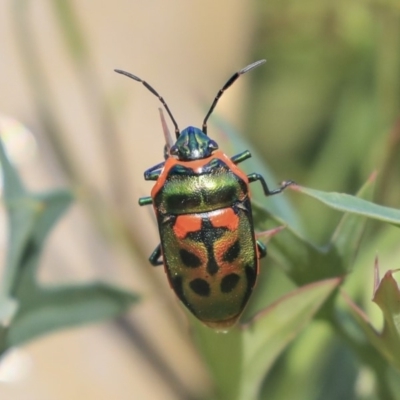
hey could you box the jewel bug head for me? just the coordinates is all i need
[170,127,218,161]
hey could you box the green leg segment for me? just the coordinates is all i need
[231,150,251,164]
[139,196,152,206]
[149,244,163,266]
[248,173,294,196]
[144,161,165,181]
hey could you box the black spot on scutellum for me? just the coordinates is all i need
[220,273,240,293]
[189,279,210,297]
[180,248,202,268]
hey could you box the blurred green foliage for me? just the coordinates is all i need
[0,137,139,356]
[248,0,400,242]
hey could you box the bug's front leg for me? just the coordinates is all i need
[248,173,294,196]
[149,244,164,266]
[140,161,166,206]
[231,150,251,164]
[144,161,165,181]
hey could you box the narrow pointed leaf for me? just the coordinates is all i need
[0,136,37,295]
[192,278,341,400]
[31,191,73,246]
[191,319,242,400]
[0,136,139,354]
[1,200,38,296]
[0,297,18,328]
[0,133,26,199]
[372,265,400,369]
[252,203,341,285]
[330,173,376,269]
[292,184,400,227]
[342,291,400,371]
[239,277,342,400]
[7,283,139,347]
[341,261,400,370]
[2,189,72,296]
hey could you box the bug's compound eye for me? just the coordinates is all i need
[208,140,218,151]
[170,145,179,156]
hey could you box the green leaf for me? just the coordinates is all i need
[192,277,341,400]
[4,189,140,349]
[247,175,376,295]
[0,296,19,350]
[31,191,73,246]
[342,259,400,370]
[252,203,341,285]
[372,262,400,369]
[0,136,33,296]
[1,170,73,296]
[292,183,400,228]
[191,318,242,400]
[0,131,26,199]
[330,172,376,269]
[239,277,341,400]
[6,283,138,347]
[1,198,39,296]
[0,297,19,327]
[9,191,74,300]
[0,136,139,353]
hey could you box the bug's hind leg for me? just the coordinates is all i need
[149,244,164,266]
[248,173,294,196]
[256,240,267,259]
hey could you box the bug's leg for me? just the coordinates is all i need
[139,196,153,206]
[149,244,164,266]
[248,173,294,196]
[144,161,165,181]
[256,240,267,259]
[231,150,251,165]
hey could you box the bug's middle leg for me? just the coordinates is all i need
[149,243,164,266]
[144,161,165,181]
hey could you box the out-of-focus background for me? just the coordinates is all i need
[0,0,399,399]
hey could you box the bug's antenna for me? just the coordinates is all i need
[158,108,174,155]
[202,59,266,135]
[114,69,181,139]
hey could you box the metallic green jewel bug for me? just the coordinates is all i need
[115,60,293,329]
